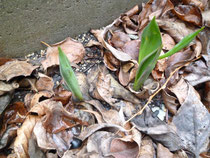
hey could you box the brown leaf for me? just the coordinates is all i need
[78,123,127,141]
[156,19,195,42]
[157,143,174,158]
[162,90,178,115]
[173,5,202,26]
[41,37,85,70]
[172,84,209,157]
[169,78,189,104]
[162,33,176,51]
[182,0,207,11]
[110,31,131,49]
[110,138,139,158]
[152,57,167,80]
[85,100,125,126]
[87,131,117,157]
[104,51,120,71]
[122,40,140,61]
[204,81,210,111]
[0,61,38,81]
[132,107,183,151]
[183,60,210,86]
[30,99,87,134]
[119,62,135,86]
[35,73,54,92]
[33,120,73,157]
[91,23,132,62]
[138,136,155,158]
[138,0,174,31]
[14,115,40,158]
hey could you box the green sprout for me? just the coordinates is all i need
[58,47,83,101]
[133,17,204,91]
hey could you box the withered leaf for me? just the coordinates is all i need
[172,84,210,157]
[157,143,174,158]
[156,19,194,42]
[0,61,38,81]
[183,60,210,86]
[0,81,19,96]
[132,107,183,151]
[110,138,139,158]
[162,33,176,50]
[30,99,87,134]
[87,131,117,157]
[110,31,131,49]
[104,51,120,71]
[122,40,140,61]
[14,115,40,158]
[35,73,54,92]
[138,136,155,158]
[41,37,85,70]
[78,123,127,141]
[173,5,202,26]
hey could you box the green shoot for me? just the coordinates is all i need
[58,47,83,101]
[133,17,162,91]
[133,17,204,91]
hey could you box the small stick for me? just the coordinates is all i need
[41,41,51,47]
[124,56,201,125]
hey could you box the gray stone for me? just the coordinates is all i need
[0,0,146,58]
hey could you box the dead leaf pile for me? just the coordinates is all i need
[0,0,209,157]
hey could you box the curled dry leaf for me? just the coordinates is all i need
[91,22,132,62]
[24,91,54,110]
[182,0,207,11]
[14,115,40,158]
[162,90,179,115]
[0,57,13,66]
[109,31,131,49]
[110,138,139,158]
[33,120,73,157]
[138,136,155,158]
[86,131,117,157]
[183,60,210,86]
[169,78,189,104]
[88,65,140,106]
[78,123,127,141]
[35,73,54,92]
[41,37,85,70]
[172,84,210,157]
[119,62,135,86]
[0,81,19,96]
[104,51,120,71]
[156,19,194,42]
[128,78,159,99]
[0,60,38,81]
[173,5,202,26]
[30,99,87,134]
[202,10,210,27]
[122,40,140,61]
[85,100,125,126]
[132,107,183,151]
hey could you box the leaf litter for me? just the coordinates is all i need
[0,0,209,157]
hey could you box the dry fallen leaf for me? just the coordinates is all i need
[110,31,131,49]
[173,5,202,26]
[162,33,176,50]
[172,84,210,157]
[14,115,40,158]
[122,40,140,61]
[138,136,155,158]
[0,81,19,96]
[157,143,174,158]
[132,107,183,151]
[0,60,38,81]
[41,37,85,70]
[104,51,120,71]
[35,73,54,92]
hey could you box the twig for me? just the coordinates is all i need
[124,56,201,125]
[41,41,51,47]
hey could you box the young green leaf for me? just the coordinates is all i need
[158,26,205,59]
[58,47,83,101]
[133,17,162,91]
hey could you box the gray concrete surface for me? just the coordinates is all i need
[0,0,145,58]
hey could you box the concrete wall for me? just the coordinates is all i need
[0,0,145,58]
